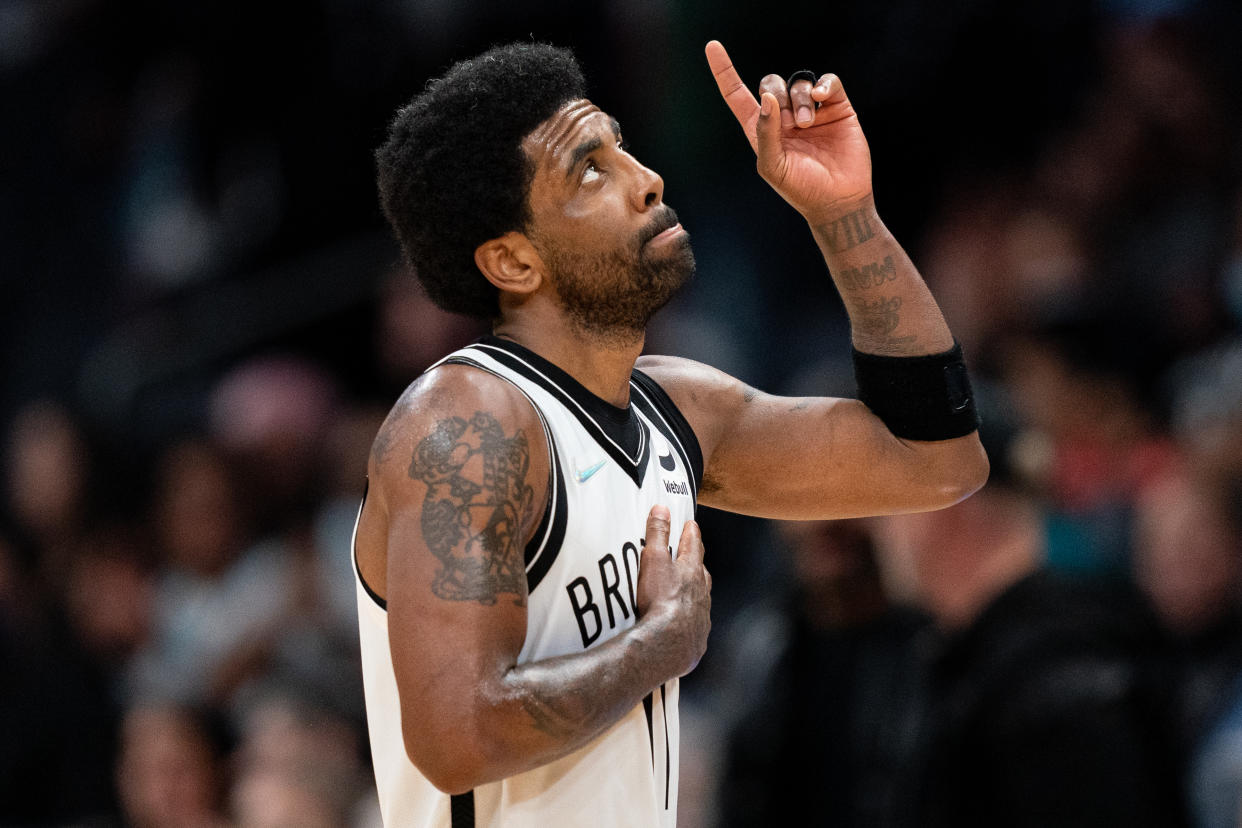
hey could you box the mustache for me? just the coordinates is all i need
[638,207,681,247]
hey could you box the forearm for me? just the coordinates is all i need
[417,614,678,792]
[500,615,672,752]
[810,196,955,356]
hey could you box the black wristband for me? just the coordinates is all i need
[852,342,979,441]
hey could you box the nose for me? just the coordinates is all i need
[632,160,664,212]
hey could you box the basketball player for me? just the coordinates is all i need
[353,40,988,827]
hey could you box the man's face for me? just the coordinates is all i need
[521,99,695,340]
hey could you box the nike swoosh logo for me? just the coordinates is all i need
[576,459,607,483]
[658,452,676,471]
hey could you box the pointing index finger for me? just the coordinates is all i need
[705,40,759,152]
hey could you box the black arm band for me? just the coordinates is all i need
[852,342,980,440]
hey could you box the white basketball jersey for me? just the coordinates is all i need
[354,336,702,828]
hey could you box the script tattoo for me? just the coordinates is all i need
[839,255,897,291]
[409,411,534,606]
[820,207,876,253]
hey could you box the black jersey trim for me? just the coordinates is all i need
[450,791,475,827]
[642,692,655,769]
[352,479,387,611]
[629,369,704,503]
[525,428,568,594]
[439,356,567,595]
[660,683,671,809]
[469,337,652,488]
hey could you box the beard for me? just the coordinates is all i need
[541,209,696,343]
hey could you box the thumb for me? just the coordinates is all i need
[643,504,672,561]
[755,92,784,177]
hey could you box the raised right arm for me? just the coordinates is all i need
[355,365,710,794]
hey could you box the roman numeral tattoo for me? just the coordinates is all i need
[408,411,534,606]
[820,207,876,253]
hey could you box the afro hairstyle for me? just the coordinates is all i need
[375,43,588,319]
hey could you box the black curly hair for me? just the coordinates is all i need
[375,43,588,319]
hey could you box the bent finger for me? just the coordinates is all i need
[788,77,816,127]
[758,74,794,130]
[809,73,848,117]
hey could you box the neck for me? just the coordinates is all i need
[493,315,644,408]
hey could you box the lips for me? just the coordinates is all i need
[641,208,682,247]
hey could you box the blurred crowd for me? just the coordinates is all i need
[3,0,1242,826]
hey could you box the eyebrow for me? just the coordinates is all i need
[566,136,602,181]
[564,118,623,182]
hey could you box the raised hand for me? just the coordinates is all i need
[706,40,873,224]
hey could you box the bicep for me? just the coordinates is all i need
[637,355,979,520]
[377,397,550,766]
[701,391,959,519]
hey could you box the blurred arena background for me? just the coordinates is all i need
[2,0,1242,825]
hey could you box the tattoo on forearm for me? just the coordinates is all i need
[819,207,876,253]
[519,692,578,739]
[408,411,534,606]
[839,255,896,291]
[856,295,916,348]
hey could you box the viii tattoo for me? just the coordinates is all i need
[409,411,535,606]
[819,207,876,253]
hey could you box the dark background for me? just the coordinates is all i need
[2,0,1241,825]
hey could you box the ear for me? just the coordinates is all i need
[474,232,543,296]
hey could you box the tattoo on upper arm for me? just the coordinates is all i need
[409,411,535,606]
[372,396,413,466]
[820,207,876,253]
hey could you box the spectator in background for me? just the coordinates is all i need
[880,431,1187,827]
[373,266,487,393]
[208,354,341,535]
[715,518,927,828]
[116,703,230,828]
[62,523,154,679]
[0,402,123,825]
[995,312,1179,576]
[4,400,93,589]
[124,437,299,712]
[1134,469,1242,828]
[1170,340,1242,510]
[229,690,377,828]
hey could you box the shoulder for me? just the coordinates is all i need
[634,354,751,452]
[635,354,743,399]
[368,363,549,505]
